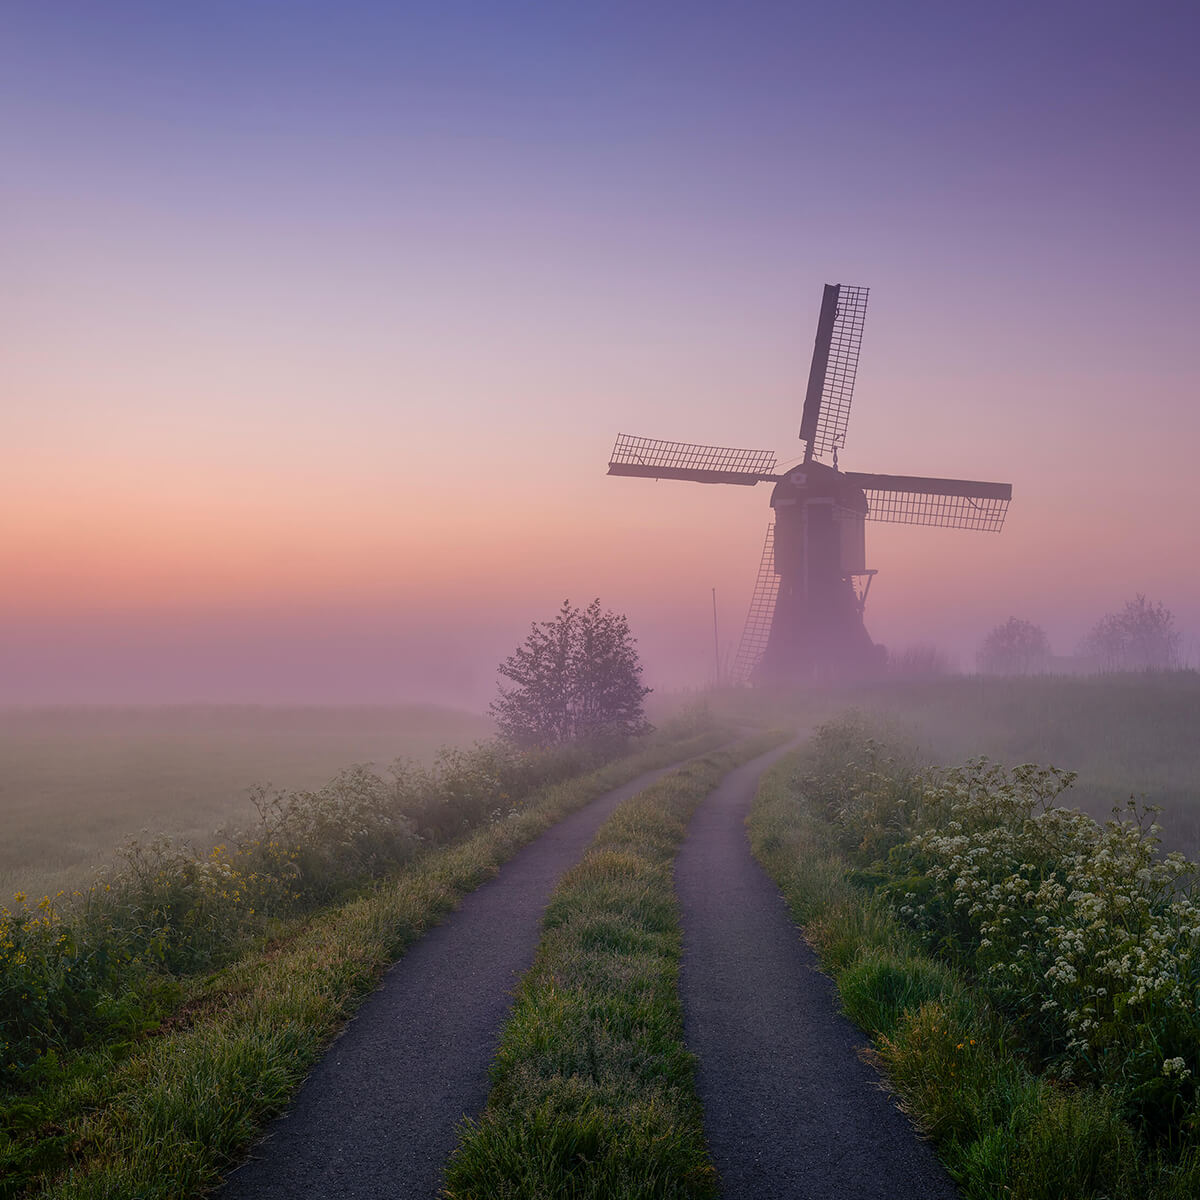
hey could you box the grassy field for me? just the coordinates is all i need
[844,672,1200,857]
[0,705,493,899]
[713,671,1200,856]
[7,676,1196,896]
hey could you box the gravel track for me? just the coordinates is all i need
[675,746,961,1200]
[217,758,687,1200]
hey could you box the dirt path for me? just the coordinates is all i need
[675,748,961,1200]
[217,758,688,1200]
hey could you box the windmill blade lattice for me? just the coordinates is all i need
[803,285,869,460]
[730,523,779,684]
[846,471,1012,531]
[608,434,778,486]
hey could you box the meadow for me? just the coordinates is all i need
[713,671,1200,857]
[12,676,1193,903]
[843,672,1200,857]
[0,705,493,899]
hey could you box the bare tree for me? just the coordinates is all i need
[1079,595,1182,671]
[491,599,652,748]
[977,617,1051,675]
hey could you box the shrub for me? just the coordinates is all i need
[0,735,646,1081]
[799,718,1200,1141]
[977,617,1051,675]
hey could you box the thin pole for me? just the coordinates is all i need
[712,587,720,687]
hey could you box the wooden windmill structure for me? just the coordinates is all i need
[606,283,1013,684]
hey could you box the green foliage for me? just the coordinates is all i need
[878,1001,1145,1200]
[0,737,638,1083]
[838,947,956,1038]
[886,758,1200,1132]
[492,599,652,749]
[749,722,1200,1200]
[830,672,1200,860]
[806,718,1200,1134]
[443,733,787,1200]
[2,725,730,1200]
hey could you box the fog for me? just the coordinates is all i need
[2,554,1196,710]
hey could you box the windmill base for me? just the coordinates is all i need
[753,580,884,684]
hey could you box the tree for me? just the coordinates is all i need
[977,617,1051,675]
[1079,594,1182,671]
[491,599,652,748]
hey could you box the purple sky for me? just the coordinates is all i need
[4,2,1199,705]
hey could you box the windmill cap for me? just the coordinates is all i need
[770,460,868,512]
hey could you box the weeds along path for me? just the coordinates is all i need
[217,756,695,1200]
[675,749,962,1200]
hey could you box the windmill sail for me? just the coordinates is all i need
[798,284,869,461]
[846,471,1012,531]
[730,524,779,684]
[608,434,778,486]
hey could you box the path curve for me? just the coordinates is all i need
[218,758,689,1200]
[675,747,961,1200]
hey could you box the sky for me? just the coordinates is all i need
[3,1,1198,707]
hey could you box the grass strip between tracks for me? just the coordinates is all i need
[748,739,1200,1200]
[6,728,732,1200]
[442,731,789,1200]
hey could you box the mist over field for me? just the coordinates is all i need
[0,704,494,896]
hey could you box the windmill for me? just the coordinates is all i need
[606,283,1013,684]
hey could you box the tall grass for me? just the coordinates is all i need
[3,721,729,1200]
[843,672,1200,856]
[749,717,1200,1198]
[1,738,623,1083]
[2,705,719,1081]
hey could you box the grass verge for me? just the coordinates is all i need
[748,730,1200,1200]
[3,727,731,1200]
[442,731,789,1200]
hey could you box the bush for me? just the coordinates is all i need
[798,718,1200,1141]
[977,617,1051,675]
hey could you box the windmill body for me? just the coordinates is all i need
[763,460,878,682]
[606,284,1013,684]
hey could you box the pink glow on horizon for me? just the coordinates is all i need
[4,5,1199,704]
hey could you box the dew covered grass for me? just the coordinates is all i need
[1,720,727,1200]
[442,732,788,1200]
